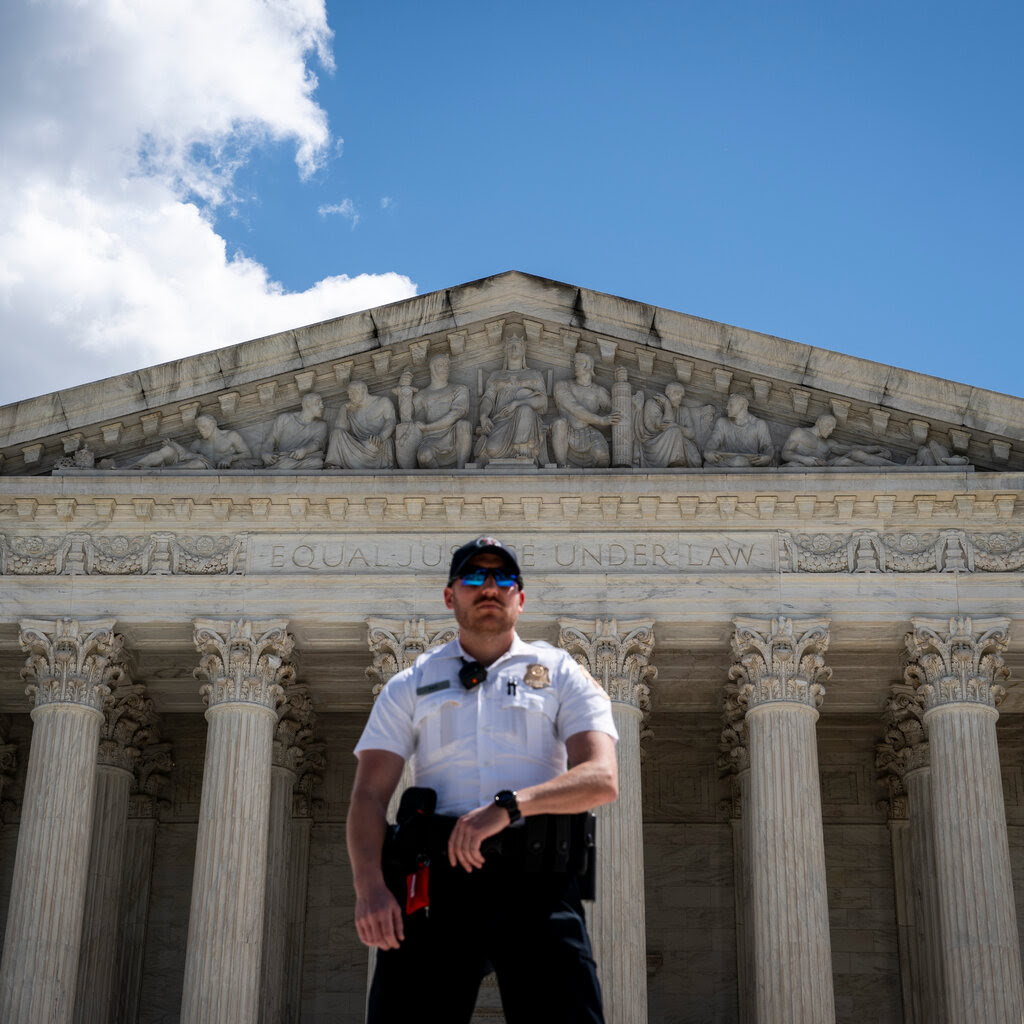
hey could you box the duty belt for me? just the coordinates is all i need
[383,787,598,899]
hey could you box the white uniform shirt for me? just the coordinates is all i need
[355,634,619,816]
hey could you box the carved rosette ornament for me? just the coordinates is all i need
[729,616,831,710]
[20,617,121,711]
[556,618,656,712]
[366,617,457,696]
[193,618,293,710]
[876,685,929,820]
[904,615,1011,710]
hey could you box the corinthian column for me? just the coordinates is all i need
[876,685,944,1024]
[363,618,457,1001]
[904,616,1024,1022]
[729,616,835,1024]
[558,617,655,1024]
[719,688,753,1024]
[74,661,158,1024]
[260,674,319,1024]
[180,619,292,1024]
[0,618,119,1024]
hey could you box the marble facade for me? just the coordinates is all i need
[0,271,1022,1022]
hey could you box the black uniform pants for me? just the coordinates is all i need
[367,855,604,1024]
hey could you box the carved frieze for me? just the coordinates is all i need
[904,615,1012,710]
[780,529,1024,574]
[15,314,1007,478]
[0,532,247,576]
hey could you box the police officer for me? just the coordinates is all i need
[347,536,619,1023]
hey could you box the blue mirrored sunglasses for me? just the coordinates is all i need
[454,568,520,589]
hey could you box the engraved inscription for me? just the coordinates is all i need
[248,534,777,574]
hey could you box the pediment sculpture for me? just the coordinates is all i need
[473,323,549,467]
[64,325,980,475]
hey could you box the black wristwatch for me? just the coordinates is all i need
[494,789,521,824]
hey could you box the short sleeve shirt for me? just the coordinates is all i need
[354,634,619,816]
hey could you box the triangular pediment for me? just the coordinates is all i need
[1,270,1020,475]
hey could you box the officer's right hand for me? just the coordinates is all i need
[354,882,405,950]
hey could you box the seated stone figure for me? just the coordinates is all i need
[394,355,472,470]
[549,352,621,468]
[908,437,970,466]
[634,383,702,468]
[473,323,548,466]
[782,415,901,467]
[262,393,329,470]
[131,414,253,470]
[703,394,775,467]
[326,381,397,469]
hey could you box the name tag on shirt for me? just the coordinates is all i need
[416,680,451,696]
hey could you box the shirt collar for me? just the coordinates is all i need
[439,632,529,666]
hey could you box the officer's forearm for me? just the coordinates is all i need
[346,791,390,893]
[515,755,618,818]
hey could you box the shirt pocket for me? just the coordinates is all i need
[498,690,558,755]
[413,690,465,759]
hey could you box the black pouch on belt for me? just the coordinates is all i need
[381,787,438,912]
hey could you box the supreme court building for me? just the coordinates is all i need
[0,271,1022,1024]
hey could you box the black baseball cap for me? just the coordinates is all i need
[448,536,523,586]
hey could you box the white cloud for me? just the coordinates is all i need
[0,0,416,405]
[380,196,394,209]
[318,199,360,226]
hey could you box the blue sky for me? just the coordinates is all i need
[2,0,1021,405]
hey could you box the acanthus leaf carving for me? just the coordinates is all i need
[19,617,121,712]
[365,617,458,696]
[193,618,293,711]
[729,616,831,710]
[904,615,1012,710]
[555,617,656,714]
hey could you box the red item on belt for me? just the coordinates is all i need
[405,857,430,914]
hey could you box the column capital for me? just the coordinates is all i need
[729,615,832,710]
[876,685,929,820]
[193,618,293,711]
[365,617,457,695]
[97,654,160,773]
[556,618,656,711]
[19,617,121,712]
[719,686,750,774]
[905,615,1011,710]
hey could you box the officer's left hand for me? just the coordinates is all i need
[448,802,508,871]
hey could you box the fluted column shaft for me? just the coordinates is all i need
[113,813,159,1024]
[905,615,1024,1023]
[747,701,835,1023]
[180,700,276,1024]
[0,703,103,1023]
[181,618,291,1024]
[926,703,1023,1020]
[282,817,313,1023]
[0,618,118,1024]
[730,615,835,1024]
[260,763,297,1024]
[904,767,944,1024]
[73,763,133,1024]
[557,617,655,1024]
[731,769,754,1024]
[592,700,646,1024]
